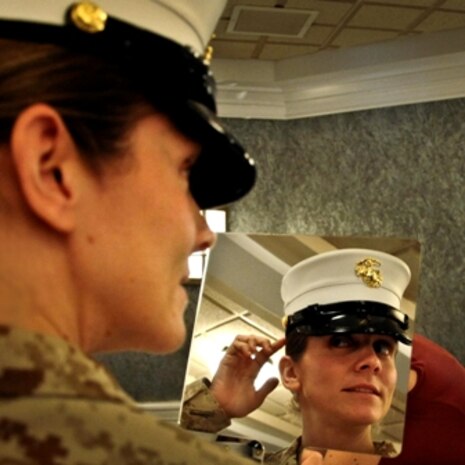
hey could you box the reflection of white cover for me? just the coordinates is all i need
[0,0,226,53]
[282,248,411,315]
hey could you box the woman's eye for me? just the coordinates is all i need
[374,339,396,356]
[181,153,198,177]
[329,335,353,348]
[181,159,194,176]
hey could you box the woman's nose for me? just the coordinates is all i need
[355,346,382,373]
[194,210,217,253]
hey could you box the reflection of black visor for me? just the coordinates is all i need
[0,9,256,209]
[285,301,411,345]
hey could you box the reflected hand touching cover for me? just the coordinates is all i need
[210,334,285,418]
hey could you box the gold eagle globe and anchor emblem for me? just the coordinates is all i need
[354,258,383,288]
[69,1,108,33]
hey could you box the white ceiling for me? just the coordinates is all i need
[210,0,465,119]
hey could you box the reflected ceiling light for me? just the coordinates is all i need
[188,209,227,281]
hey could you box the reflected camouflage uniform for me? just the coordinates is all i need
[182,380,396,464]
[0,325,255,465]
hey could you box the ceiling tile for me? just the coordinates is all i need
[380,422,405,441]
[349,5,423,29]
[262,392,293,417]
[268,386,297,409]
[195,319,272,356]
[212,40,258,59]
[193,297,236,335]
[259,42,319,60]
[443,0,465,10]
[301,24,334,44]
[244,313,283,339]
[223,0,278,17]
[378,0,436,5]
[332,28,399,48]
[415,10,465,32]
[215,18,259,41]
[286,0,354,25]
[255,24,333,46]
[227,6,319,37]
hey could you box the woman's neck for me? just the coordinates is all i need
[301,415,375,454]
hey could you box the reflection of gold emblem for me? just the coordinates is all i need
[281,315,288,330]
[203,45,213,65]
[355,258,383,288]
[203,34,216,65]
[69,2,108,33]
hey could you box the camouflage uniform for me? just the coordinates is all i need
[181,379,231,433]
[182,379,300,464]
[0,325,255,465]
[182,380,396,464]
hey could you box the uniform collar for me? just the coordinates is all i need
[266,436,396,462]
[266,436,301,465]
[0,325,132,404]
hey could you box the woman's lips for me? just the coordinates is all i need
[342,384,381,397]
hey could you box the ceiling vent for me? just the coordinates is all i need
[227,6,319,38]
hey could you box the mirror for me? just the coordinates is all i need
[180,233,420,460]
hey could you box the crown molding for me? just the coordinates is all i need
[211,27,465,120]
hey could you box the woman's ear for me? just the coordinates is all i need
[408,369,418,392]
[279,355,301,393]
[10,103,83,233]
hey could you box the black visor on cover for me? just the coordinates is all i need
[285,301,411,345]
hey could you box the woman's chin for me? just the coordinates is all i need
[155,324,187,354]
[344,411,382,427]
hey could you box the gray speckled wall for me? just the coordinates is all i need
[99,97,464,402]
[226,98,465,365]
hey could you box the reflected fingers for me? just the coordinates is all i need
[230,335,285,364]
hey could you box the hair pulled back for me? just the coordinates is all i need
[0,39,152,169]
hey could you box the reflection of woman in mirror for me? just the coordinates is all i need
[182,249,412,461]
[279,332,399,456]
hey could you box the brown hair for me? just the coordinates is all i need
[0,38,153,170]
[285,331,311,361]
